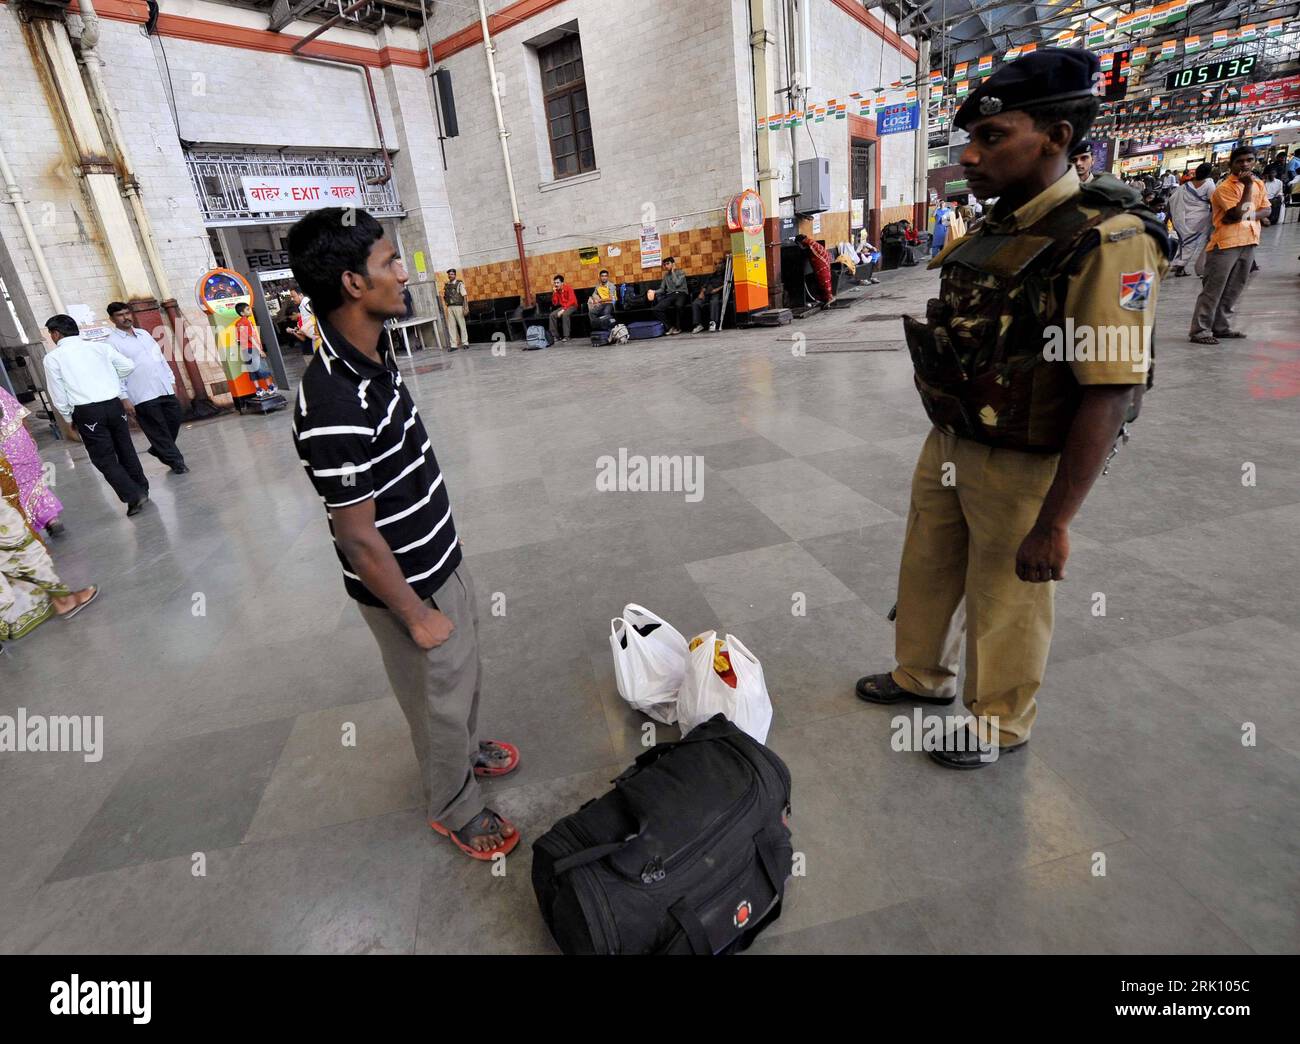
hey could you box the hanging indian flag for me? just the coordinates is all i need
[978,54,993,75]
[1087,23,1108,47]
[814,105,827,123]
[1150,95,1161,109]
[953,61,969,79]
[955,80,970,98]
[1131,46,1149,66]
[1100,53,1114,71]
[1267,19,1284,38]
[858,96,871,116]
[1154,0,1188,26]
[1159,39,1176,61]
[905,89,918,103]
[929,70,945,87]
[1239,25,1257,43]
[1131,7,1152,32]
[1116,11,1139,34]
[1211,29,1230,48]
[1184,35,1201,55]
[1020,43,1037,57]
[1004,45,1022,62]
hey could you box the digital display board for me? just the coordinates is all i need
[1102,49,1130,101]
[1165,55,1257,91]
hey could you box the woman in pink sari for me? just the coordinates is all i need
[0,385,64,537]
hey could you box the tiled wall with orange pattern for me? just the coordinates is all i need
[449,224,733,301]
[445,207,916,302]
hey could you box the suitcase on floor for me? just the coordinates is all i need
[626,320,665,340]
[531,715,793,955]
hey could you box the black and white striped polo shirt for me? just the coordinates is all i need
[291,318,460,607]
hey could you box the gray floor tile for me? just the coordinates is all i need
[911,841,1252,955]
[747,481,898,541]
[1122,616,1300,755]
[686,542,859,625]
[1028,651,1299,837]
[1133,803,1300,955]
[243,697,422,843]
[47,717,294,883]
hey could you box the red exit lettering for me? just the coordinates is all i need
[290,186,321,201]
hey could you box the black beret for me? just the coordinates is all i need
[1069,139,1095,158]
[954,49,1100,130]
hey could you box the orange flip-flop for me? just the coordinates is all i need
[473,740,520,778]
[430,809,520,862]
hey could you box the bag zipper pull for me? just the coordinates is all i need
[641,857,666,884]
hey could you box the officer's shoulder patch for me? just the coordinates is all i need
[1107,226,1139,242]
[1119,270,1155,312]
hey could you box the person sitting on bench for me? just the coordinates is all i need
[691,262,726,332]
[833,239,865,285]
[651,256,689,335]
[548,274,577,343]
[587,269,617,330]
[795,234,835,306]
[856,231,882,284]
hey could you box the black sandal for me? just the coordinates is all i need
[855,672,955,706]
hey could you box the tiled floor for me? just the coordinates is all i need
[2,227,1297,955]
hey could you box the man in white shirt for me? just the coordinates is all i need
[289,287,319,352]
[43,314,150,516]
[106,302,188,474]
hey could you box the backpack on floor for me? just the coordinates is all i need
[525,325,550,350]
[627,320,665,340]
[609,323,631,344]
[591,327,613,346]
[531,715,793,955]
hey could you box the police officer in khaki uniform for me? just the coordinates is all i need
[856,50,1170,768]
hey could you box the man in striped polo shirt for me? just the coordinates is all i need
[288,208,520,862]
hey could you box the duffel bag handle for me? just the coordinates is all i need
[550,801,647,876]
[669,899,713,956]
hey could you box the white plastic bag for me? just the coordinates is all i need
[678,631,773,743]
[609,604,689,724]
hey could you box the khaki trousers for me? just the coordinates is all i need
[891,429,1060,746]
[358,561,484,830]
[447,305,468,347]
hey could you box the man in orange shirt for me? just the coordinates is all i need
[1190,145,1271,345]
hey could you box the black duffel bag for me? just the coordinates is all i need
[532,715,793,955]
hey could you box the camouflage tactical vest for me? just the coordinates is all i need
[905,178,1167,453]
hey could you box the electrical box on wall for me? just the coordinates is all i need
[795,157,830,214]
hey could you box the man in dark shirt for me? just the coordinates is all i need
[288,207,520,862]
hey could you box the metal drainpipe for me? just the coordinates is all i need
[477,0,531,305]
[290,0,393,187]
[0,139,66,315]
[76,0,198,410]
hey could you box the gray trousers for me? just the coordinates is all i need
[549,306,575,340]
[358,561,484,831]
[1190,244,1255,337]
